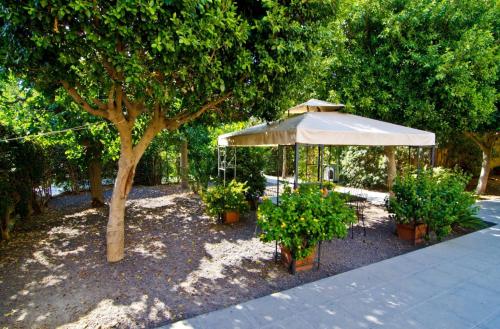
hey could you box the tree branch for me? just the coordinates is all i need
[61,81,109,119]
[102,60,124,81]
[465,131,497,153]
[123,94,145,122]
[166,92,232,129]
[132,104,164,160]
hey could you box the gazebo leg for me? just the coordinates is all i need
[430,146,436,168]
[274,241,278,263]
[276,145,280,205]
[317,241,322,270]
[294,143,299,189]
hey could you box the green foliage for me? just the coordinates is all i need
[186,121,267,193]
[257,185,356,260]
[340,147,387,189]
[234,148,267,200]
[387,168,480,239]
[201,180,249,218]
[184,124,214,190]
[0,124,46,230]
[0,0,338,124]
[328,0,498,142]
[134,130,179,185]
[0,74,118,192]
[322,181,336,191]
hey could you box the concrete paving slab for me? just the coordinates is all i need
[359,255,427,282]
[297,302,373,329]
[427,284,500,325]
[477,309,500,329]
[402,300,475,329]
[170,305,255,329]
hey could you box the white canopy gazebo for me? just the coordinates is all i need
[217,99,435,273]
[218,99,435,188]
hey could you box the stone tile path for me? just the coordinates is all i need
[163,199,500,329]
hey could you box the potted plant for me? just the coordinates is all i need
[258,185,356,273]
[233,148,267,210]
[202,180,249,224]
[321,181,336,196]
[387,169,481,244]
[386,171,431,244]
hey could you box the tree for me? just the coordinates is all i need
[0,74,118,204]
[327,0,498,192]
[0,124,45,240]
[1,1,337,261]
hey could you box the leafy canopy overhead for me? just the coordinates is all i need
[1,0,338,122]
[328,0,498,140]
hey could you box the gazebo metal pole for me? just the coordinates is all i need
[319,145,324,188]
[417,147,421,173]
[234,147,237,179]
[294,143,299,189]
[276,145,280,205]
[217,146,220,179]
[305,146,309,181]
[431,146,436,168]
[408,146,411,171]
[223,147,227,184]
[317,145,321,182]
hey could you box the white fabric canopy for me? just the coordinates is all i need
[218,111,435,147]
[288,98,345,114]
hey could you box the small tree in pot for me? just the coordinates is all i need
[258,185,356,272]
[386,169,480,244]
[386,171,432,244]
[202,180,249,224]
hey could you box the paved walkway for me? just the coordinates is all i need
[164,199,500,329]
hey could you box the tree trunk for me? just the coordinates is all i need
[180,140,189,189]
[466,132,498,195]
[1,202,16,241]
[282,146,287,178]
[107,152,136,262]
[89,156,105,207]
[476,148,491,195]
[384,146,396,192]
[1,210,11,241]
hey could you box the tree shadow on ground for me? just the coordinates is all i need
[0,185,422,328]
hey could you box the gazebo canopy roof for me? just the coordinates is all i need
[218,111,435,147]
[287,98,345,114]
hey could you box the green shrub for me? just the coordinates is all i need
[201,180,249,218]
[387,168,479,240]
[340,147,387,189]
[257,185,356,260]
[235,148,267,200]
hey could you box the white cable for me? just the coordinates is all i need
[0,121,113,143]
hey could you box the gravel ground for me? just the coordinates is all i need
[0,185,441,328]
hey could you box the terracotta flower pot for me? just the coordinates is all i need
[280,245,317,272]
[223,211,240,224]
[397,223,427,245]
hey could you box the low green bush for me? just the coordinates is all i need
[235,148,267,201]
[387,168,480,240]
[257,185,356,260]
[340,147,387,189]
[201,180,249,218]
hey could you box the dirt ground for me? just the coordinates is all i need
[0,185,455,328]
